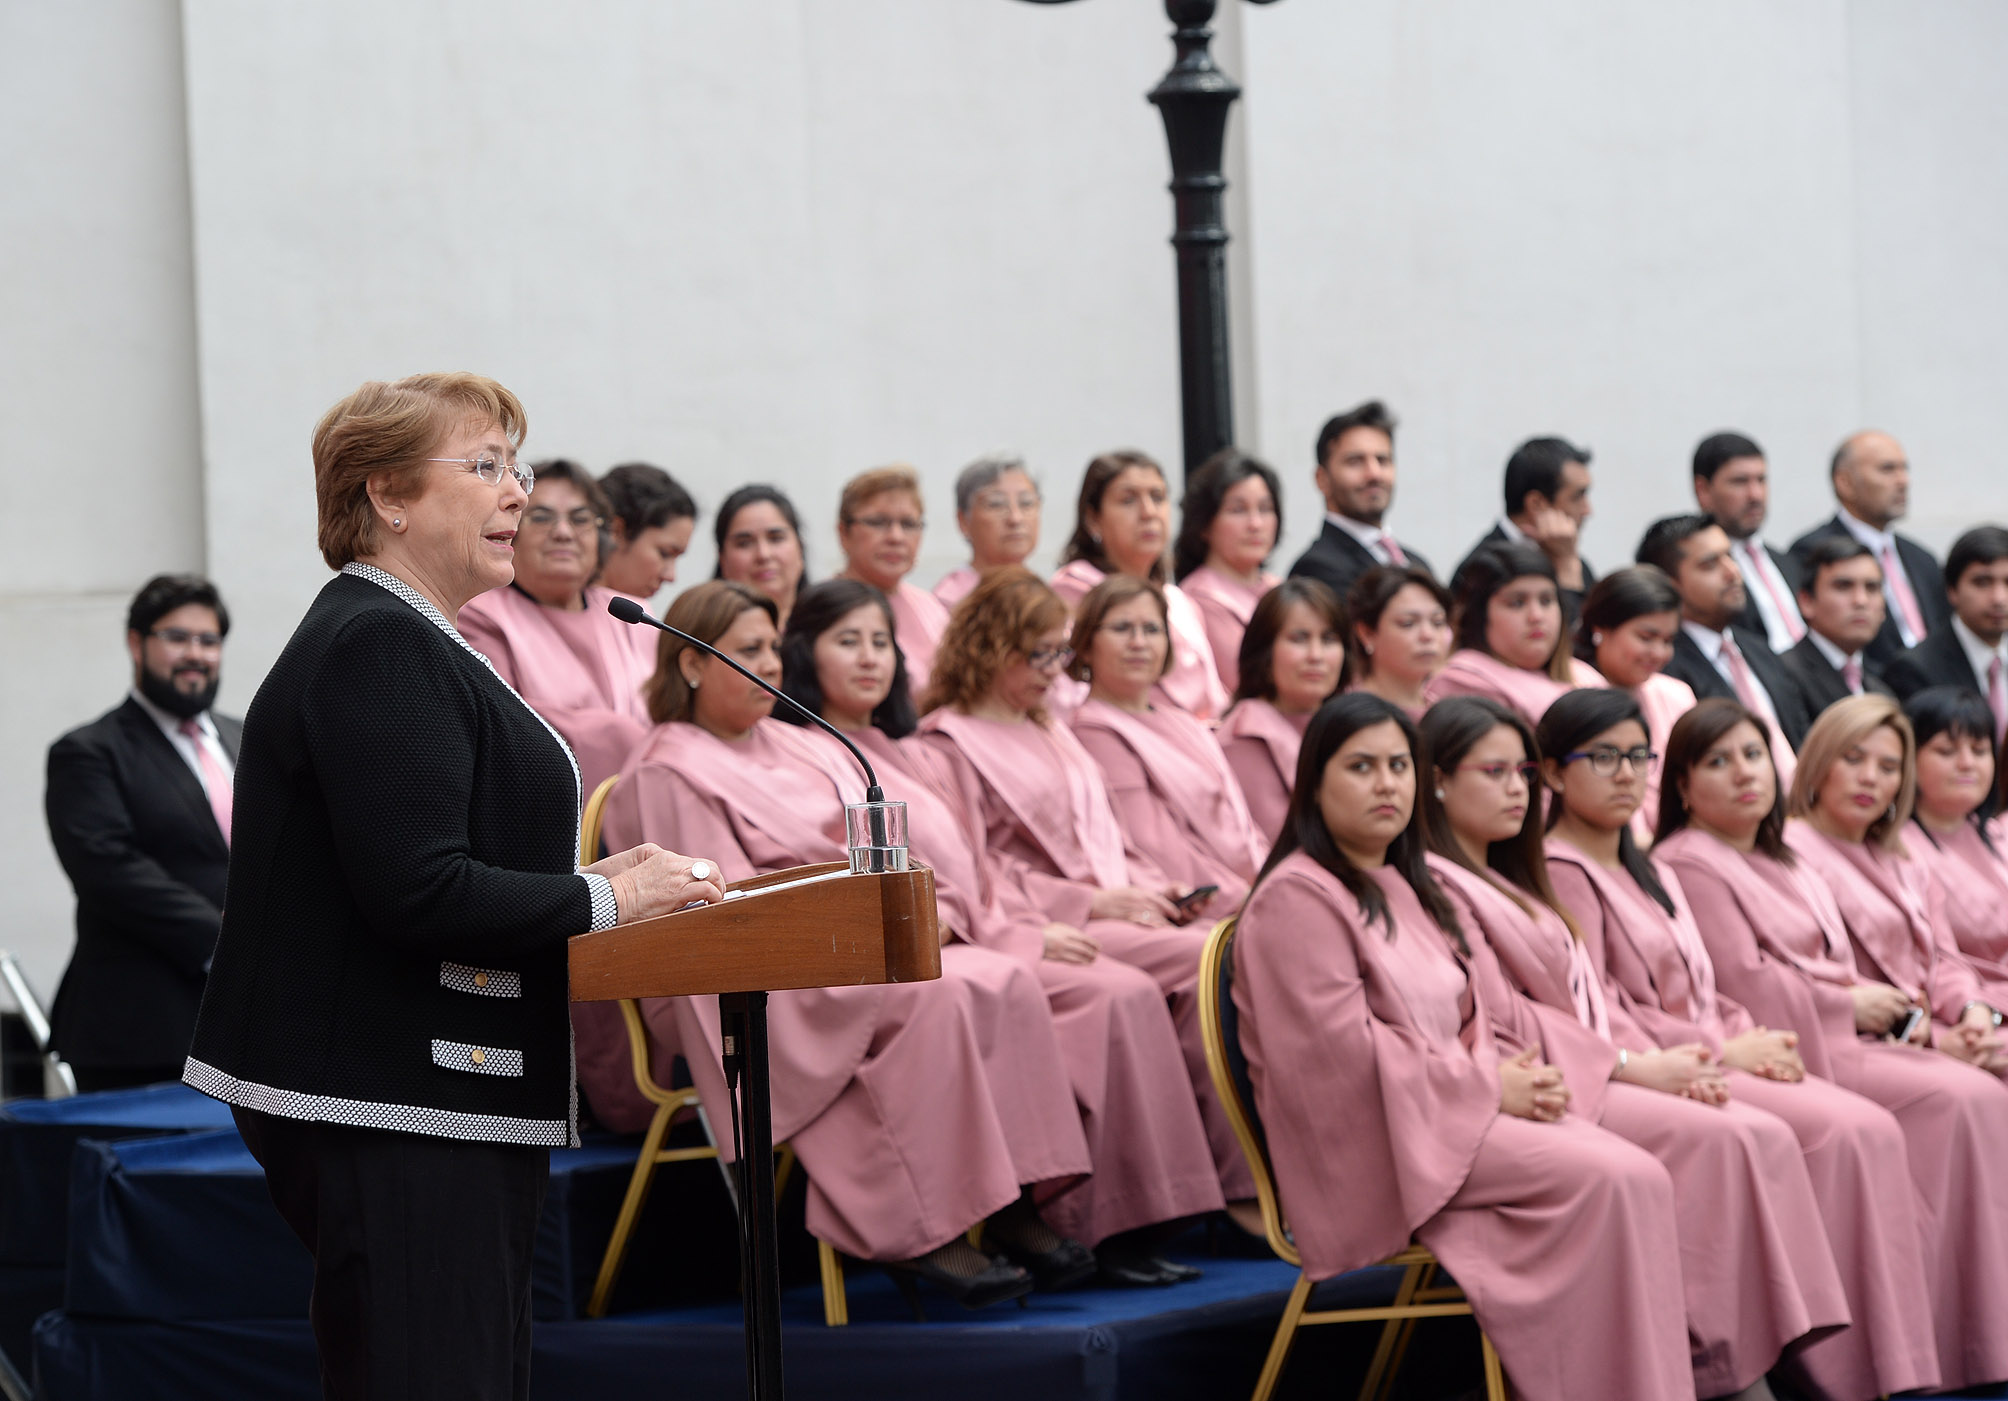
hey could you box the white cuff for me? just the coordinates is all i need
[579,872,619,931]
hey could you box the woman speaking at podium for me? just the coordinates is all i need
[183,374,722,1401]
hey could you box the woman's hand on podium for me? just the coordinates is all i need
[593,845,728,923]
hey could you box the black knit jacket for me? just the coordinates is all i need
[186,567,612,1145]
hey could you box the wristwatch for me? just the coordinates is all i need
[1961,1000,2004,1027]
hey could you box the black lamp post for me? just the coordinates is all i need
[1020,0,1282,477]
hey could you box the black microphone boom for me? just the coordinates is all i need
[606,595,884,803]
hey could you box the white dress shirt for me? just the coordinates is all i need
[1731,537,1804,653]
[1806,629,1870,694]
[1681,621,1786,731]
[130,688,235,789]
[1836,509,1925,648]
[1326,511,1397,565]
[1952,615,2008,692]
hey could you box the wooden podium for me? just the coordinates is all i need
[569,861,941,1400]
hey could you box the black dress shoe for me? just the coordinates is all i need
[1094,1253,1203,1288]
[984,1229,1098,1292]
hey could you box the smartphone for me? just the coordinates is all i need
[1173,885,1220,917]
[1890,1005,1927,1044]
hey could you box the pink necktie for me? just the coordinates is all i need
[1380,533,1407,566]
[1745,541,1804,643]
[1881,543,1926,643]
[1841,657,1863,695]
[1991,656,2007,748]
[1720,634,1767,715]
[179,719,232,845]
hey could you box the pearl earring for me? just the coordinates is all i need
[1362,643,1374,657]
[1434,787,1446,800]
[392,518,402,528]
[1591,631,1604,645]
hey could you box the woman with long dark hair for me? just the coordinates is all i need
[1576,564,1697,837]
[713,483,808,629]
[1173,448,1282,693]
[1215,578,1348,844]
[1425,541,1601,722]
[1234,693,1690,1401]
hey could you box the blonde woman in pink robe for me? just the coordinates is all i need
[456,463,655,793]
[1067,578,1265,923]
[833,465,951,697]
[1905,686,2008,988]
[1235,692,1693,1401]
[1049,450,1228,721]
[772,578,1225,1284]
[1345,565,1452,720]
[1579,565,1698,839]
[590,580,1095,1309]
[1216,578,1349,849]
[1426,541,1604,725]
[935,454,1040,611]
[1654,697,2008,1393]
[1171,449,1283,694]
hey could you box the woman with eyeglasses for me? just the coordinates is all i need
[1051,450,1229,721]
[1577,565,1698,839]
[1655,698,2008,1395]
[916,567,1259,1221]
[1234,693,1692,1401]
[1066,577,1266,923]
[1425,542,1602,725]
[1903,687,2008,990]
[1215,579,1350,846]
[713,483,808,629]
[935,453,1041,610]
[1531,690,1932,1400]
[833,464,952,696]
[457,461,656,794]
[1172,448,1283,694]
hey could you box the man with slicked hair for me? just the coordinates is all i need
[1692,431,1803,651]
[1288,399,1431,600]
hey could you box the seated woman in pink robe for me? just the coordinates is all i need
[1782,694,2008,1077]
[1426,541,1603,724]
[1655,697,2008,1394]
[1049,450,1229,721]
[832,465,951,698]
[1216,579,1348,849]
[934,453,1041,611]
[912,566,1259,1219]
[457,461,656,794]
[1579,565,1698,839]
[1904,686,2008,989]
[713,484,808,630]
[1067,577,1265,923]
[1533,691,1929,1399]
[773,579,1224,1285]
[1171,449,1282,694]
[586,580,1094,1308]
[1235,692,1693,1401]
[597,461,697,603]
[1345,565,1452,720]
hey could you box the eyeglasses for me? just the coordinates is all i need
[524,506,604,532]
[847,514,924,535]
[148,627,223,648]
[1026,645,1075,672]
[1561,745,1657,777]
[1456,760,1539,782]
[972,492,1039,518]
[1101,621,1165,641]
[425,455,534,491]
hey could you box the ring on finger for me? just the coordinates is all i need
[690,860,711,882]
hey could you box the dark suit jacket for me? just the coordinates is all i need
[1663,625,1816,750]
[1779,635,1895,717]
[1788,516,1948,670]
[1729,540,1803,642]
[1884,625,1988,701]
[1287,519,1434,600]
[44,698,242,1068]
[1458,522,1596,624]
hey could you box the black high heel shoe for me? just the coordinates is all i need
[882,1242,1034,1319]
[982,1195,1098,1292]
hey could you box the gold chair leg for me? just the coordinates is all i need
[1358,1261,1426,1401]
[819,1240,849,1326]
[774,1143,797,1201]
[587,1104,675,1318]
[1481,1331,1507,1400]
[1251,1271,1314,1401]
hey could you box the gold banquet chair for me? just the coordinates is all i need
[1198,917,1507,1401]
[577,777,853,1326]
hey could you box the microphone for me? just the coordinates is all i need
[606,596,909,874]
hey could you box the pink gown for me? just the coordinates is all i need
[1422,648,1604,728]
[1628,671,1698,840]
[586,719,1091,1262]
[769,720,1225,1245]
[916,708,1256,1200]
[1215,699,1309,854]
[932,565,978,610]
[1177,565,1277,696]
[1070,699,1265,921]
[883,578,951,700]
[1545,844,1851,1396]
[1235,853,1692,1401]
[457,583,655,794]
[1658,824,2008,1392]
[1050,559,1230,721]
[1911,819,2008,990]
[1543,845,1932,1398]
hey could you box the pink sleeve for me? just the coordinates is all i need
[612,763,762,882]
[1549,863,1675,1055]
[1194,593,1245,695]
[914,731,1097,927]
[1921,869,1989,1026]
[1075,727,1187,892]
[1221,734,1289,848]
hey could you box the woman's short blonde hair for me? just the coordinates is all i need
[313,373,527,570]
[642,581,778,725]
[839,465,923,525]
[1066,574,1173,684]
[924,566,1069,719]
[1788,693,1917,851]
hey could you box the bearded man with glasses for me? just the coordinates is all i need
[44,573,241,1091]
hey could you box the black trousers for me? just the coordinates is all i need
[70,1063,185,1093]
[234,1107,550,1401]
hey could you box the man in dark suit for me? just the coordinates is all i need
[1886,528,2008,744]
[1692,431,1804,652]
[1789,429,1949,670]
[1780,535,1895,714]
[1288,399,1432,600]
[1638,514,1815,750]
[1458,436,1596,620]
[44,574,240,1091]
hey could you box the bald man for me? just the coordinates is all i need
[1789,429,1949,669]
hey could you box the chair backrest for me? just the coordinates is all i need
[581,775,619,867]
[1198,916,1299,1266]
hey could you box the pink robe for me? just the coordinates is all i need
[457,584,655,794]
[1050,559,1230,721]
[1423,648,1604,728]
[1070,699,1265,920]
[587,719,1091,1261]
[1629,671,1697,840]
[1546,844,1852,1396]
[1215,699,1309,854]
[1235,854,1692,1401]
[884,578,951,700]
[1545,844,1932,1398]
[768,720,1224,1245]
[916,708,1256,1200]
[932,565,978,610]
[1659,825,2008,1392]
[1178,565,1277,696]
[1911,819,2008,990]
